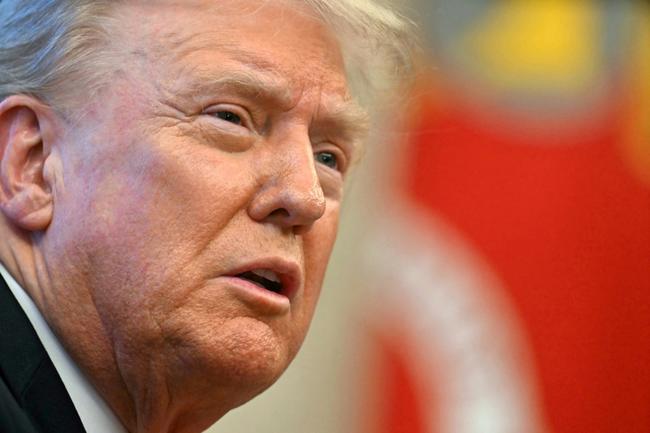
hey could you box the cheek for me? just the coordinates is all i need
[139,135,255,230]
[84,134,254,256]
[52,127,259,322]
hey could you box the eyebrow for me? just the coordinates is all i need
[184,69,294,110]
[179,47,370,156]
[192,71,369,158]
[312,96,370,162]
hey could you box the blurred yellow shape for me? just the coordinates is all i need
[463,0,600,92]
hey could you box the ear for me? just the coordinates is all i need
[0,95,59,231]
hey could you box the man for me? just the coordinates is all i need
[0,0,411,432]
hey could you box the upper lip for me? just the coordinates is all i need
[224,257,301,300]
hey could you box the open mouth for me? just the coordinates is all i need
[235,269,283,294]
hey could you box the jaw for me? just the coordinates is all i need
[105,308,297,433]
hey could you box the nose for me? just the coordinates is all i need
[248,143,326,231]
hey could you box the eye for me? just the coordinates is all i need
[214,110,242,125]
[315,151,339,170]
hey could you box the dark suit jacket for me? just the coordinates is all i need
[0,273,86,433]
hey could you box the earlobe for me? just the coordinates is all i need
[0,96,56,231]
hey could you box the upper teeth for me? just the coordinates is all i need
[250,269,280,283]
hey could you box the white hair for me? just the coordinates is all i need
[0,1,114,112]
[0,0,414,114]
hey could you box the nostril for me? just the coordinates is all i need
[268,208,290,219]
[267,208,291,221]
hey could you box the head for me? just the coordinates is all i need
[0,1,412,432]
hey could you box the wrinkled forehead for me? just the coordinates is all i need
[115,1,342,64]
[112,0,350,94]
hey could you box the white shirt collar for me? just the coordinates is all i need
[0,264,128,433]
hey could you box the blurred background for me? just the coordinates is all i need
[209,1,650,432]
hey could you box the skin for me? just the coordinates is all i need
[0,1,368,432]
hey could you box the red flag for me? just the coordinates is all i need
[357,3,650,433]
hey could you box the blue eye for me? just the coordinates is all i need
[215,110,242,125]
[315,151,338,170]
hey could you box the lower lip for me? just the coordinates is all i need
[217,276,291,314]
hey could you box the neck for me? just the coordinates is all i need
[0,222,136,431]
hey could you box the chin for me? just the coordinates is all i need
[176,316,297,401]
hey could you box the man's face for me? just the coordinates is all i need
[43,0,363,406]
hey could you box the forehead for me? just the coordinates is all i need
[113,0,349,96]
